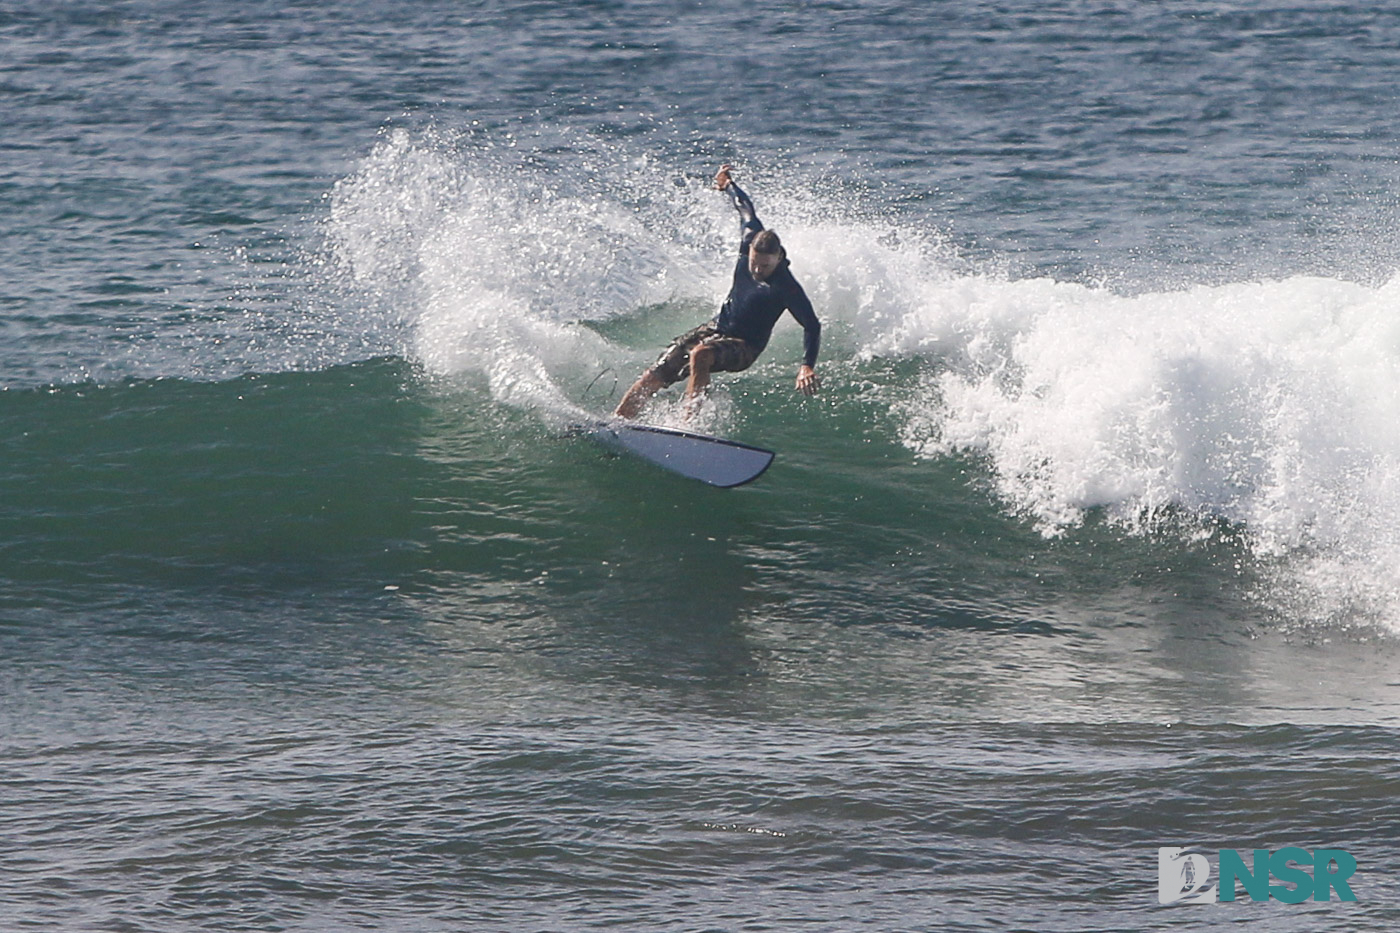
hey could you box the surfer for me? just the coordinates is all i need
[614,164,821,420]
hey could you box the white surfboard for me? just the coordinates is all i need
[578,420,774,487]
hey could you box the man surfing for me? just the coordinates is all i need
[614,165,821,420]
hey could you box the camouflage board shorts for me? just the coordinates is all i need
[648,323,760,387]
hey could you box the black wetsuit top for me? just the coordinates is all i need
[714,182,821,368]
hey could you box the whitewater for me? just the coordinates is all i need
[322,128,1400,633]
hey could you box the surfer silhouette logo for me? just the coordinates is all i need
[1158,847,1217,904]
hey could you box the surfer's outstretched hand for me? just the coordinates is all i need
[713,164,735,190]
[796,365,821,396]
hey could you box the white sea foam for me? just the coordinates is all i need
[323,128,732,417]
[326,131,1400,630]
[678,187,1400,631]
[826,251,1400,631]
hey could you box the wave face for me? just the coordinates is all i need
[313,129,1400,631]
[887,273,1400,629]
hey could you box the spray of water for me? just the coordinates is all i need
[324,127,1400,631]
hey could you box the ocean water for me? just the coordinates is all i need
[3,1,1399,929]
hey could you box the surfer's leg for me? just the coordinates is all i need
[615,371,665,419]
[682,337,759,418]
[684,343,716,401]
[616,325,715,419]
[686,337,757,400]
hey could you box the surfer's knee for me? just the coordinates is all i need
[689,343,715,371]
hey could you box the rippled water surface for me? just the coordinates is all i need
[3,2,1399,929]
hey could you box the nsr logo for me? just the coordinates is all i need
[1159,847,1358,904]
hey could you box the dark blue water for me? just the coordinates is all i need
[3,2,1399,929]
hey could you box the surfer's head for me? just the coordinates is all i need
[749,230,785,282]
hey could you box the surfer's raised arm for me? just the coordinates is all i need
[713,164,762,245]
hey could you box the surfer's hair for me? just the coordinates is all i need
[751,229,784,255]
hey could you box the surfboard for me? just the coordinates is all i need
[577,420,774,487]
